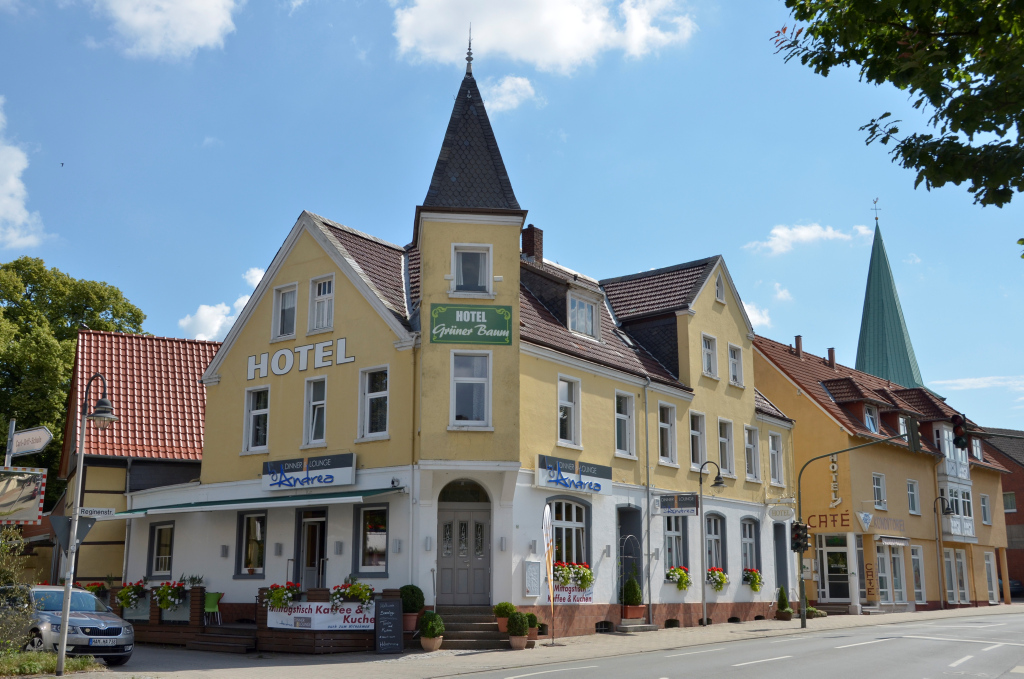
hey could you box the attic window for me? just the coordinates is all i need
[715,273,725,303]
[568,294,597,338]
[864,404,880,433]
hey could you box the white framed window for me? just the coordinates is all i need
[955,549,970,602]
[557,376,582,447]
[550,500,587,564]
[659,402,677,464]
[873,473,887,509]
[303,378,326,446]
[150,523,174,577]
[962,489,973,519]
[864,404,879,433]
[744,426,760,480]
[451,244,492,295]
[981,494,991,524]
[614,391,635,457]
[690,412,706,467]
[450,351,491,427]
[705,514,724,569]
[665,516,686,569]
[718,419,734,475]
[238,512,266,576]
[272,283,298,339]
[728,345,743,386]
[567,293,599,339]
[1004,491,1017,513]
[358,366,389,440]
[907,479,920,515]
[971,438,983,460]
[701,334,718,378]
[984,552,998,604]
[898,416,908,437]
[715,272,725,303]
[309,275,334,331]
[358,506,388,573]
[876,544,890,603]
[769,432,783,485]
[741,519,758,571]
[910,545,926,603]
[243,386,270,453]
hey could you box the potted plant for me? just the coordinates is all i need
[153,581,186,610]
[331,580,375,608]
[666,566,691,591]
[400,584,425,632]
[742,568,763,592]
[621,569,645,619]
[83,582,108,599]
[507,611,529,650]
[116,580,146,611]
[526,613,538,640]
[493,602,516,633]
[705,567,729,592]
[419,611,444,652]
[775,586,793,621]
[552,561,594,590]
[265,582,302,608]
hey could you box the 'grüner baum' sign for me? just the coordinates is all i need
[429,304,512,345]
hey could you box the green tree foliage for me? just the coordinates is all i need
[0,527,33,654]
[774,0,1024,218]
[0,258,145,508]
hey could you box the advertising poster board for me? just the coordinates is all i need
[374,599,402,653]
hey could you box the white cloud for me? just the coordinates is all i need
[480,76,541,113]
[0,0,21,14]
[242,267,264,288]
[201,135,222,148]
[0,97,51,250]
[904,253,921,265]
[289,0,307,14]
[854,224,873,237]
[394,0,697,75]
[743,302,771,329]
[178,294,248,341]
[773,282,791,302]
[931,375,1024,392]
[94,0,242,60]
[743,223,853,256]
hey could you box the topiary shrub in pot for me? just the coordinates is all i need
[400,584,425,632]
[419,611,444,652]
[621,571,646,620]
[507,611,529,650]
[493,601,516,633]
[526,612,539,640]
[775,586,793,621]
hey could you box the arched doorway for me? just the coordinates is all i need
[436,480,491,605]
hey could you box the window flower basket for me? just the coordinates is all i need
[154,581,187,611]
[705,567,728,592]
[552,561,594,590]
[331,581,375,608]
[265,582,301,608]
[742,568,763,592]
[666,566,691,591]
[116,580,146,611]
[83,582,109,599]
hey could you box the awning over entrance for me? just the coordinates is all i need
[877,535,910,547]
[106,488,399,520]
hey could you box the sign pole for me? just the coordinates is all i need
[4,418,14,467]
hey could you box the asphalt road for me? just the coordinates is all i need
[461,615,1024,679]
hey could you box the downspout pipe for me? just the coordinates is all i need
[643,377,652,625]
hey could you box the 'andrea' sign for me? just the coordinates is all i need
[534,455,613,496]
[247,339,355,380]
[267,602,373,630]
[429,304,512,345]
[654,493,698,516]
[261,453,356,490]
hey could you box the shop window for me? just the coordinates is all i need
[864,405,879,434]
[452,244,491,294]
[549,499,588,565]
[744,426,759,480]
[558,377,581,446]
[615,392,634,457]
[451,352,491,427]
[701,335,718,378]
[910,545,925,603]
[705,513,726,570]
[568,294,598,339]
[309,275,334,331]
[876,545,890,602]
[236,512,267,578]
[728,345,743,386]
[740,519,759,571]
[665,516,687,570]
[353,505,388,576]
[273,284,297,339]
[304,378,326,445]
[359,367,389,439]
[769,432,783,485]
[981,495,991,524]
[873,473,887,510]
[148,522,174,577]
[689,412,706,468]
[659,403,677,464]
[718,419,734,475]
[907,479,920,515]
[244,387,270,452]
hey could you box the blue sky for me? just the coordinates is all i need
[1,0,1022,427]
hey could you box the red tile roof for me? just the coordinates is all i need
[60,330,220,476]
[755,389,792,422]
[601,257,717,321]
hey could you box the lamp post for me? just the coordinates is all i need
[698,460,725,626]
[933,496,954,610]
[56,373,117,677]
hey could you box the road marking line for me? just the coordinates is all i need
[505,667,598,678]
[983,644,1003,651]
[835,638,895,649]
[665,648,724,657]
[903,635,1024,648]
[1010,666,1024,674]
[732,656,792,667]
[928,624,1006,629]
[949,656,974,667]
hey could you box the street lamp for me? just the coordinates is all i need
[56,373,117,677]
[933,496,954,610]
[698,460,725,626]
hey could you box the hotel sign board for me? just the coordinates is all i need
[262,453,356,490]
[429,304,512,345]
[534,455,612,496]
[654,493,698,516]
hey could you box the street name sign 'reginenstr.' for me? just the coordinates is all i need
[429,304,512,345]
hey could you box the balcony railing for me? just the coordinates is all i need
[943,458,970,481]
[943,515,975,538]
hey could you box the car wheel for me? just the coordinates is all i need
[23,631,45,653]
[104,654,132,667]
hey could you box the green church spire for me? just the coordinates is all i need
[855,223,924,388]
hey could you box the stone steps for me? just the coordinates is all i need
[185,629,257,654]
[441,638,510,651]
[444,622,501,632]
[435,605,507,650]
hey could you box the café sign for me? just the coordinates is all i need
[534,455,612,496]
[267,601,373,630]
[262,453,356,490]
[429,304,512,345]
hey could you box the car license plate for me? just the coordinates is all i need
[88,639,117,646]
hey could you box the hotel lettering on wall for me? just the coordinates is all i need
[828,454,842,508]
[262,453,356,490]
[247,339,355,380]
[429,304,513,345]
[534,455,613,496]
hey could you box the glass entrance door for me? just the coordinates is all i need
[820,535,850,601]
[300,518,325,590]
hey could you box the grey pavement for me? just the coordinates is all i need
[105,604,1024,679]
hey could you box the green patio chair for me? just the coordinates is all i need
[204,592,224,626]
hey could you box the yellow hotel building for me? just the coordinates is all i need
[117,54,797,638]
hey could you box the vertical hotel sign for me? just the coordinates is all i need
[429,305,512,345]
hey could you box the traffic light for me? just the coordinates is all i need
[791,522,809,553]
[951,414,969,450]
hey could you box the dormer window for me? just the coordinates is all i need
[452,244,492,295]
[864,404,879,433]
[715,273,725,303]
[971,438,983,460]
[568,294,597,338]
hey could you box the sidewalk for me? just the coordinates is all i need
[114,604,1021,679]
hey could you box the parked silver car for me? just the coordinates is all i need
[23,585,134,666]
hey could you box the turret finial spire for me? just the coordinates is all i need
[466,24,473,76]
[871,197,881,225]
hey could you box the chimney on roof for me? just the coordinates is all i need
[827,347,836,370]
[522,224,543,263]
[795,335,803,359]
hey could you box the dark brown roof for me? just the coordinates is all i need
[60,330,220,477]
[985,427,1024,469]
[755,389,792,422]
[601,257,718,321]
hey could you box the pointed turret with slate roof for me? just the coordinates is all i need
[421,38,521,211]
[855,220,925,388]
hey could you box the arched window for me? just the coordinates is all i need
[741,518,760,571]
[705,514,725,570]
[550,499,587,564]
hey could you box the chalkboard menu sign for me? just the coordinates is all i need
[374,599,403,654]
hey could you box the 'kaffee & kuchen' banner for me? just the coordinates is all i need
[266,602,374,630]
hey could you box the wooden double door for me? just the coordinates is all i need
[436,503,491,606]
